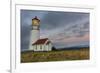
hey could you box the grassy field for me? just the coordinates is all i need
[21,48,89,63]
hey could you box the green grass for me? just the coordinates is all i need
[21,48,89,63]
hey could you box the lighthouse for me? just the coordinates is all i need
[29,16,52,51]
[29,16,40,50]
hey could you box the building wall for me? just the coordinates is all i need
[33,43,52,51]
[48,43,52,51]
[45,45,48,51]
[41,45,45,51]
[29,30,40,50]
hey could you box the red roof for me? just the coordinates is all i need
[46,41,51,45]
[32,38,49,45]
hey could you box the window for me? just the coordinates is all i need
[36,45,37,50]
[40,45,42,50]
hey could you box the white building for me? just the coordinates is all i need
[32,38,52,51]
[29,16,52,51]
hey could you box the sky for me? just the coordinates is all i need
[21,10,89,50]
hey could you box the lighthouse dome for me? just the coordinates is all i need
[32,16,40,26]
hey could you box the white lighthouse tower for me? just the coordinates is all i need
[29,16,40,50]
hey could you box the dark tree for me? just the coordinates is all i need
[52,46,57,51]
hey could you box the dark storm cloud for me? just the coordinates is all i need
[21,10,31,49]
[21,24,30,49]
[41,11,89,30]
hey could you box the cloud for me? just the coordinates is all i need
[40,16,89,40]
[40,11,89,30]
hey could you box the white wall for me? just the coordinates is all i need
[33,44,52,51]
[49,43,52,51]
[29,29,40,50]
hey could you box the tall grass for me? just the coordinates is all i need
[21,48,89,63]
